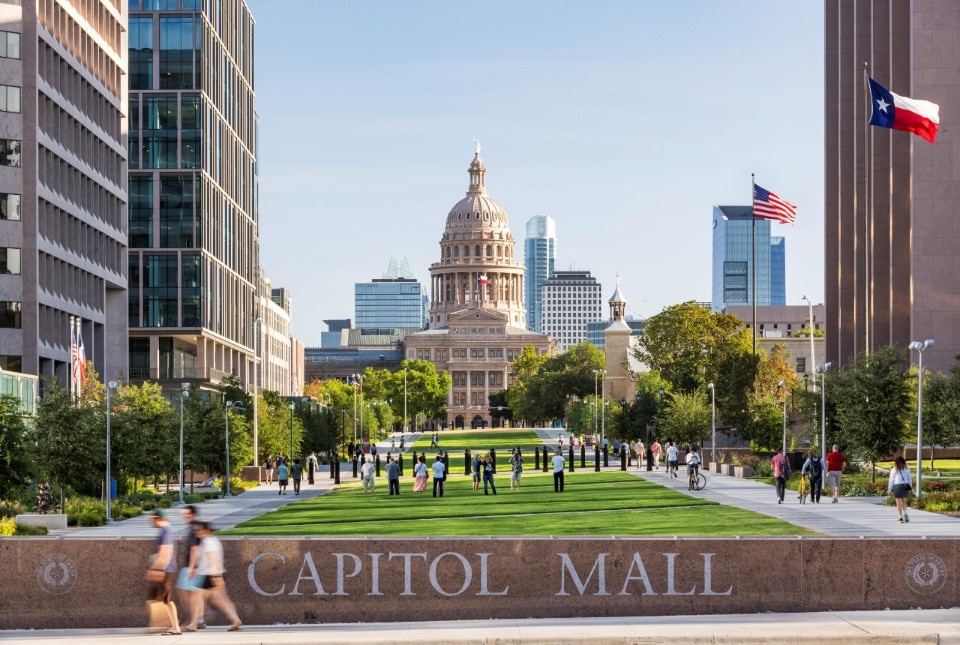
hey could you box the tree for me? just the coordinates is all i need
[505,346,549,425]
[658,390,711,449]
[34,381,102,496]
[112,382,177,492]
[832,346,913,481]
[0,395,33,499]
[919,355,960,470]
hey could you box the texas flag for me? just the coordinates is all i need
[477,274,488,285]
[868,77,940,143]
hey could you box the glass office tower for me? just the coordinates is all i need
[355,279,427,330]
[524,214,556,332]
[127,0,258,392]
[712,205,785,311]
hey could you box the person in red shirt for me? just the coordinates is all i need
[771,448,789,504]
[825,444,846,503]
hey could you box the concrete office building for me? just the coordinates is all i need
[0,1,128,388]
[541,270,602,352]
[127,0,259,392]
[524,214,556,332]
[826,2,960,372]
[712,206,786,311]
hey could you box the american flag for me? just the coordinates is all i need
[753,184,797,225]
[72,329,86,389]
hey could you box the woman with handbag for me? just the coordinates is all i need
[183,522,242,632]
[887,456,913,523]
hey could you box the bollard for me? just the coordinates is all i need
[491,448,497,474]
[334,457,341,484]
[329,453,335,479]
[620,446,627,471]
[535,447,541,471]
[376,455,382,477]
[543,448,549,472]
[627,446,632,468]
[399,454,404,476]
[580,444,586,468]
[568,445,574,473]
[647,447,654,472]
[603,446,609,468]
[594,446,601,472]
[465,449,471,476]
[352,456,358,478]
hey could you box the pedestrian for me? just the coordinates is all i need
[552,449,566,492]
[145,509,182,635]
[307,451,318,485]
[471,452,481,492]
[482,453,497,495]
[183,522,241,632]
[613,438,621,454]
[386,455,400,495]
[887,456,913,523]
[432,454,446,497]
[634,439,645,470]
[509,449,523,491]
[771,447,790,504]
[413,454,428,493]
[177,505,205,631]
[263,454,274,484]
[665,441,679,478]
[360,457,375,494]
[686,445,701,491]
[276,461,289,495]
[801,448,825,503]
[371,443,378,459]
[276,451,286,467]
[400,435,405,452]
[291,458,303,495]
[391,436,396,451]
[825,444,846,503]
[650,440,662,470]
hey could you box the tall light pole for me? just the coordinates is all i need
[403,367,408,434]
[178,383,189,505]
[592,369,601,435]
[288,401,295,459]
[252,316,261,465]
[352,374,358,447]
[908,339,934,499]
[105,380,118,523]
[816,362,832,492]
[600,369,606,447]
[778,380,787,454]
[801,295,816,389]
[225,400,242,496]
[707,382,715,467]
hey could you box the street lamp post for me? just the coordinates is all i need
[778,380,787,454]
[289,401,295,459]
[225,400,242,496]
[252,316,261,466]
[105,380,118,523]
[908,339,934,499]
[801,295,815,389]
[707,382,715,468]
[816,362,833,493]
[593,370,600,433]
[403,367,408,434]
[600,371,606,448]
[178,383,189,505]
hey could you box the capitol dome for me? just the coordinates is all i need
[445,153,511,230]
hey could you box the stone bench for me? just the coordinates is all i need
[16,514,67,531]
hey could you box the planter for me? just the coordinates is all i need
[734,466,754,479]
[721,464,735,477]
[15,514,67,531]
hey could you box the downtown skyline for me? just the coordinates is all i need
[248,1,824,345]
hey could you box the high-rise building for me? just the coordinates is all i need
[0,1,128,388]
[825,2,960,371]
[524,214,557,332]
[354,257,426,330]
[127,0,259,392]
[711,206,786,311]
[541,270,602,352]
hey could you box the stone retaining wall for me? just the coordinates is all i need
[1,537,956,629]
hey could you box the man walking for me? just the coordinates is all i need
[482,453,497,495]
[360,457,376,494]
[307,451,318,485]
[634,439,645,470]
[178,505,205,631]
[825,444,846,503]
[650,440,662,470]
[552,449,566,492]
[432,454,446,497]
[771,447,790,504]
[146,510,181,635]
[291,458,303,495]
[471,452,481,492]
[665,441,678,478]
[509,449,523,491]
[386,455,401,495]
[276,460,289,495]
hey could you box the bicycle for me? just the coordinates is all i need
[797,474,808,504]
[688,465,707,491]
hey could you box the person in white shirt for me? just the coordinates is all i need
[182,522,241,632]
[686,446,701,490]
[634,440,645,470]
[887,456,913,523]
[431,455,446,497]
[552,450,566,492]
[360,458,375,494]
[665,441,679,478]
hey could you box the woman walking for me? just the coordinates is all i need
[183,522,241,632]
[412,455,428,493]
[887,456,913,523]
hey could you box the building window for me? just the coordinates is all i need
[796,357,806,374]
[0,31,19,59]
[0,301,21,328]
[452,391,466,406]
[452,348,467,359]
[489,372,502,388]
[0,194,20,220]
[452,371,466,387]
[470,372,485,387]
[470,348,485,359]
[488,348,503,359]
[0,248,21,274]
[435,349,448,361]
[0,139,20,167]
[471,391,485,406]
[417,349,431,360]
[0,355,21,372]
[0,85,20,113]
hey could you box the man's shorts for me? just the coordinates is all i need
[687,463,698,475]
[279,478,288,487]
[827,471,842,488]
[511,471,521,481]
[668,460,678,469]
[473,472,480,483]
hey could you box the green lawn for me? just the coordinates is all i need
[409,428,547,454]
[224,471,813,537]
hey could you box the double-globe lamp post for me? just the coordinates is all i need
[909,339,934,500]
[778,380,787,455]
[178,383,189,505]
[288,401,295,460]
[225,400,243,496]
[816,362,833,492]
[707,382,715,468]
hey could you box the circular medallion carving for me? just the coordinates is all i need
[35,553,78,595]
[903,553,947,595]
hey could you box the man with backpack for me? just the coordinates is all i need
[801,448,826,503]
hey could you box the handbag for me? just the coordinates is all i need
[175,567,205,590]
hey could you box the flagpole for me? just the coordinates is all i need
[751,173,757,355]
[863,62,871,357]
[69,315,75,398]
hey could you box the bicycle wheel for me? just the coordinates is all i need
[695,473,707,490]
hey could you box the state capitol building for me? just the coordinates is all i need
[404,150,552,429]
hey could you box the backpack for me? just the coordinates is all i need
[809,458,823,478]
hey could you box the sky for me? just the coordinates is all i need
[247,1,824,346]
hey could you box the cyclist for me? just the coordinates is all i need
[686,445,701,490]
[801,448,826,504]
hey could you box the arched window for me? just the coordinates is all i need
[446,247,451,258]
[486,244,492,256]
[496,245,502,257]
[463,245,470,257]
[454,246,460,257]
[474,244,481,257]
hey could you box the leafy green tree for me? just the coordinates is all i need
[35,381,102,496]
[658,390,711,448]
[918,356,960,470]
[0,395,33,499]
[832,346,913,481]
[504,346,548,425]
[112,382,177,492]
[747,397,786,451]
[488,389,513,426]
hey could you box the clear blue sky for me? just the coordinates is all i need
[247,0,824,345]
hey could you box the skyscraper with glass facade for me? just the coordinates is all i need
[0,1,128,390]
[355,280,427,330]
[712,206,786,311]
[127,0,259,392]
[524,214,556,332]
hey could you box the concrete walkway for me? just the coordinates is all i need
[1,609,957,644]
